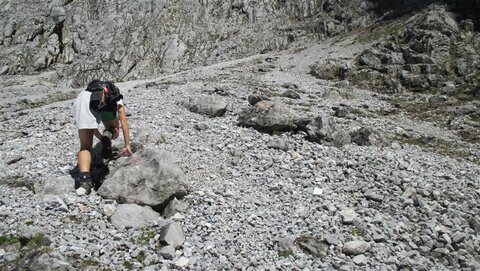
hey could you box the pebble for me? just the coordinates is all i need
[352,254,367,265]
[339,209,357,224]
[76,188,87,196]
[175,257,190,267]
[313,187,323,196]
[103,204,117,217]
[343,241,369,255]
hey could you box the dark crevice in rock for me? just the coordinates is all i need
[27,28,45,42]
[122,62,138,80]
[154,192,188,214]
[370,0,437,20]
[53,21,64,56]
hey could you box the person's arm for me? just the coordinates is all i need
[118,105,132,156]
[94,129,102,140]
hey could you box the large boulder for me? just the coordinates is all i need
[238,101,297,133]
[98,149,189,210]
[181,95,228,117]
[304,115,334,143]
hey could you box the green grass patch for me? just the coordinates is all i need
[123,261,133,270]
[139,228,156,244]
[63,215,85,224]
[134,251,146,263]
[351,227,366,237]
[25,234,50,249]
[0,235,21,246]
[84,258,100,266]
[355,22,404,44]
[393,133,479,164]
[278,250,294,258]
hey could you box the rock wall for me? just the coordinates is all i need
[0,0,377,87]
[350,5,480,94]
[1,0,477,87]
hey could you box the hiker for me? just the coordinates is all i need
[73,80,132,192]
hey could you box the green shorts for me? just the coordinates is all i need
[100,111,118,122]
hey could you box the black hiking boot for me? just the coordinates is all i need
[101,130,113,159]
[75,172,92,194]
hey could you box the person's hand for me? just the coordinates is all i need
[122,145,133,157]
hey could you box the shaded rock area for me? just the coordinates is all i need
[98,149,189,210]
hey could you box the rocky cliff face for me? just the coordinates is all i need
[3,0,477,87]
[0,0,379,87]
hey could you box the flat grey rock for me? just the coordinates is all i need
[159,245,176,260]
[160,222,185,248]
[339,209,357,225]
[343,241,369,255]
[182,95,228,117]
[43,195,68,212]
[34,176,75,195]
[110,204,161,228]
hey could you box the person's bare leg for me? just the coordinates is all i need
[78,129,94,173]
[102,118,119,139]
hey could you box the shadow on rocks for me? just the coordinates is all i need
[69,142,110,191]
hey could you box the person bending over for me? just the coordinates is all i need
[73,80,132,192]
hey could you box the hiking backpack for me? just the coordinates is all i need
[86,80,123,112]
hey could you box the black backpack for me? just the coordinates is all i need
[86,80,123,112]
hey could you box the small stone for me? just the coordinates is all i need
[469,218,480,234]
[438,233,452,244]
[339,209,357,224]
[160,222,185,248]
[343,241,369,255]
[391,142,401,150]
[103,204,117,217]
[373,234,386,242]
[143,254,159,266]
[313,187,323,196]
[78,204,87,212]
[451,232,466,244]
[324,234,340,246]
[76,187,87,196]
[175,257,189,267]
[364,190,384,202]
[160,245,175,260]
[352,254,367,265]
[43,195,68,212]
[172,213,186,220]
